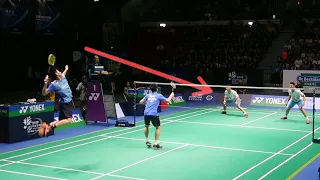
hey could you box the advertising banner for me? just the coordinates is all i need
[186,93,217,103]
[0,7,28,34]
[35,0,60,35]
[210,69,264,86]
[283,70,320,94]
[86,82,107,122]
[160,93,185,110]
[250,94,320,110]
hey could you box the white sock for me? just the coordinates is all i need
[306,116,309,120]
[154,140,159,145]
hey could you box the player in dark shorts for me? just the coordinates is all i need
[139,83,174,149]
[41,66,73,136]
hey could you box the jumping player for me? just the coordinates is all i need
[281,82,310,124]
[139,83,174,149]
[222,86,248,118]
[41,65,73,136]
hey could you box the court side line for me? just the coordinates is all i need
[1,110,216,164]
[0,169,67,180]
[240,112,278,126]
[258,142,314,180]
[1,108,210,161]
[286,152,320,180]
[165,120,320,134]
[0,160,146,180]
[103,136,293,156]
[232,127,320,180]
[0,106,210,157]
[90,144,188,180]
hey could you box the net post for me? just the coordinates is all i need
[133,81,137,127]
[312,88,320,143]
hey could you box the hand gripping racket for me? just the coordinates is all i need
[170,81,176,93]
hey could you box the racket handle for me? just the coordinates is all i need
[47,66,52,74]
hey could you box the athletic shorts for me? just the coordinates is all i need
[288,100,303,108]
[226,99,241,105]
[144,115,160,127]
[59,102,73,120]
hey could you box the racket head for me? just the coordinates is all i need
[170,81,176,89]
[48,54,56,66]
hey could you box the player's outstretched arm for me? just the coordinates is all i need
[165,92,174,103]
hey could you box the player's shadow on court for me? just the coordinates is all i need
[53,164,99,174]
[226,114,244,117]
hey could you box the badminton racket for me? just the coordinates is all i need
[170,81,176,92]
[47,54,56,73]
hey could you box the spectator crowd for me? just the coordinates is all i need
[277,20,320,70]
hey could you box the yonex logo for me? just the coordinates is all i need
[252,97,264,103]
[19,106,29,114]
[89,93,100,101]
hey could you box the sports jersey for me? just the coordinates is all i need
[48,75,73,103]
[143,92,167,116]
[224,90,238,101]
[288,89,304,102]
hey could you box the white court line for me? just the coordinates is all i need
[0,169,67,180]
[165,120,320,134]
[1,108,210,161]
[0,110,216,164]
[240,112,278,126]
[232,127,320,180]
[258,142,313,180]
[102,136,293,156]
[0,106,210,158]
[0,160,146,180]
[90,145,188,180]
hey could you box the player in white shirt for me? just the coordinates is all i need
[281,82,310,124]
[222,86,248,118]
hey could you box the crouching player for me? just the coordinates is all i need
[222,86,248,118]
[281,82,310,124]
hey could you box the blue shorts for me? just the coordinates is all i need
[226,99,241,105]
[288,100,303,108]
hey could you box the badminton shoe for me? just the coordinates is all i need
[221,111,227,114]
[306,119,310,124]
[146,141,151,148]
[281,116,287,120]
[153,144,162,149]
[244,113,248,118]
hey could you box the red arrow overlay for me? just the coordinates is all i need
[84,47,212,96]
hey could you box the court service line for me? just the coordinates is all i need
[0,106,210,157]
[257,142,314,180]
[240,112,278,126]
[0,169,67,180]
[102,136,293,156]
[0,159,146,180]
[232,127,320,180]
[1,108,210,161]
[1,110,216,164]
[90,144,188,180]
[165,120,320,134]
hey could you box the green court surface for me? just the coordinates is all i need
[0,107,319,180]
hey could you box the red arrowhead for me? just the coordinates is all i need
[84,47,213,96]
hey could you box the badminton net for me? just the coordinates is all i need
[133,81,319,143]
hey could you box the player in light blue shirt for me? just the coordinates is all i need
[140,83,174,149]
[41,65,74,136]
[222,86,248,118]
[281,82,309,124]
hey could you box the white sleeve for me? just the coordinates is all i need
[298,90,304,96]
[288,89,292,96]
[233,90,239,98]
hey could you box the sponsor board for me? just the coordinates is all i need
[187,93,216,102]
[283,70,320,93]
[23,116,43,135]
[250,94,320,110]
